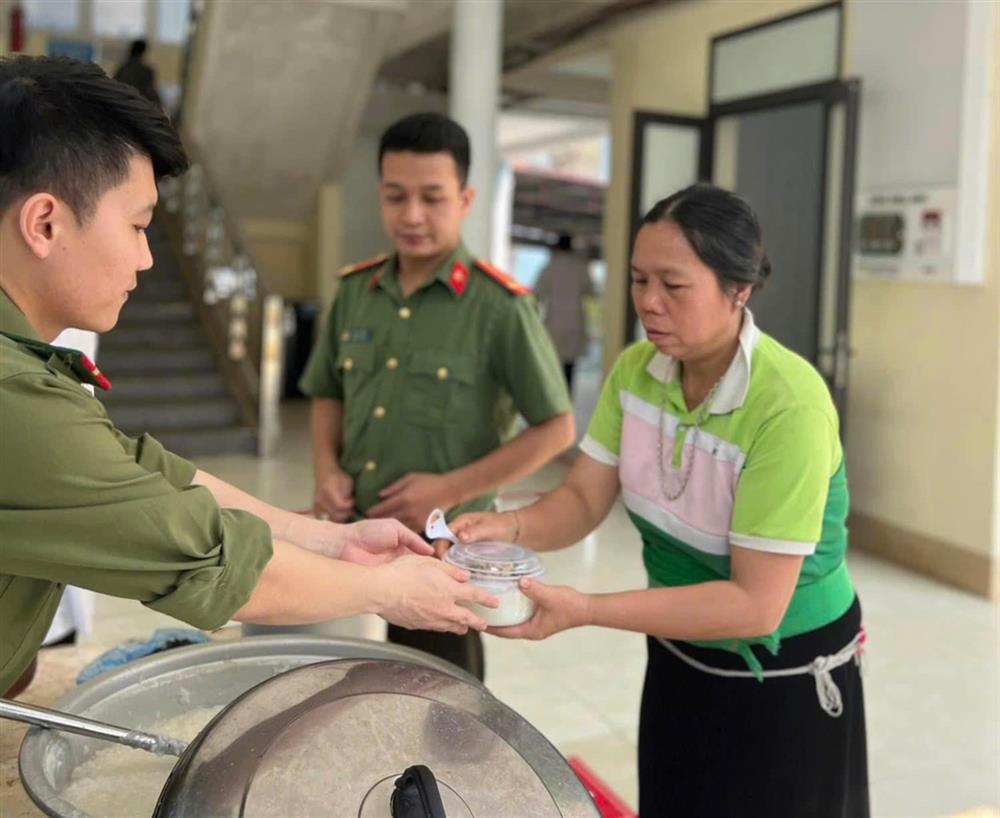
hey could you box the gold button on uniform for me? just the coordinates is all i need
[373,406,386,419]
[398,307,411,320]
[343,357,354,371]
[436,367,448,380]
[386,357,398,370]
[364,460,376,472]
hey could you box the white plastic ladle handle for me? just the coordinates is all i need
[424,508,459,544]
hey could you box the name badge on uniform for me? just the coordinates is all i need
[341,327,373,343]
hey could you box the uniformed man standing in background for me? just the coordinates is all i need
[300,113,575,680]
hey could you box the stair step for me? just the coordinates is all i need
[101,324,206,350]
[99,346,217,374]
[134,426,258,458]
[130,279,187,295]
[105,397,242,430]
[116,301,196,323]
[102,372,229,401]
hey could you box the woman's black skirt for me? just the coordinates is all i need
[638,596,869,817]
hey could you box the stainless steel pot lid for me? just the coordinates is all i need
[154,659,598,818]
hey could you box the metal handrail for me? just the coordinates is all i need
[153,1,283,456]
[158,153,284,456]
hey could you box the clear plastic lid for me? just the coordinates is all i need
[443,541,545,580]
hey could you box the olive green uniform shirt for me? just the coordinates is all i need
[0,289,272,694]
[299,245,571,517]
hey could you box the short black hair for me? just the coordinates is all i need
[378,112,470,187]
[129,39,148,58]
[642,183,771,293]
[0,55,188,223]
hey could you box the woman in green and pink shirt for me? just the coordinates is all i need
[452,183,869,817]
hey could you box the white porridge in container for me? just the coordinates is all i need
[443,541,544,627]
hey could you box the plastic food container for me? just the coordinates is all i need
[443,541,545,627]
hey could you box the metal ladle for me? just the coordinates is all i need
[0,697,188,757]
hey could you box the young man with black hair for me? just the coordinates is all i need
[0,57,497,698]
[300,112,574,679]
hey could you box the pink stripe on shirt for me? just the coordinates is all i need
[619,411,740,537]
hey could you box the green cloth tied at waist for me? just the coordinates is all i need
[645,546,855,681]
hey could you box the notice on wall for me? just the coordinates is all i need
[852,186,957,283]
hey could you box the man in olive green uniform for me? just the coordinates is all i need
[301,113,575,679]
[0,57,498,698]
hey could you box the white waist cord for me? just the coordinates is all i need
[657,629,867,718]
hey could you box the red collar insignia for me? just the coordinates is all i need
[449,261,469,296]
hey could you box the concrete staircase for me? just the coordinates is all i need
[99,223,257,458]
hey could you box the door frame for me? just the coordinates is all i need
[706,78,860,419]
[624,111,711,346]
[624,78,860,421]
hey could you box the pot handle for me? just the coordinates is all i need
[390,765,447,818]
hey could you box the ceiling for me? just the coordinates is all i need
[182,0,667,221]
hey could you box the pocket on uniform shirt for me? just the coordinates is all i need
[401,351,476,427]
[336,345,376,440]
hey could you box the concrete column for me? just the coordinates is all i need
[449,0,503,260]
[315,183,345,310]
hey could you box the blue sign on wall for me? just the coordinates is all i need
[47,40,96,62]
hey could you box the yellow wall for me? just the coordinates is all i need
[242,219,314,302]
[844,22,1000,558]
[241,184,345,305]
[604,0,1000,570]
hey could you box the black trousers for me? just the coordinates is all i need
[386,625,485,681]
[638,597,869,817]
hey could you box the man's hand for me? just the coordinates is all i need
[488,579,592,641]
[373,555,500,634]
[314,467,354,522]
[338,519,434,565]
[367,472,457,532]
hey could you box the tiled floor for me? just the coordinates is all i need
[81,402,999,817]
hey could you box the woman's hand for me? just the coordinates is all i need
[291,517,433,564]
[449,510,519,544]
[488,578,592,640]
[373,555,500,634]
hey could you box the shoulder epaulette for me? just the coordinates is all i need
[473,258,531,296]
[0,331,111,390]
[338,254,388,279]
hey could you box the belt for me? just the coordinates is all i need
[657,627,867,717]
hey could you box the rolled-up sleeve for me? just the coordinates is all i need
[112,428,198,489]
[0,373,272,629]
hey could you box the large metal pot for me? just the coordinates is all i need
[19,636,480,818]
[20,637,600,818]
[155,658,598,817]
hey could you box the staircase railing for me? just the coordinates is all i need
[158,144,284,456]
